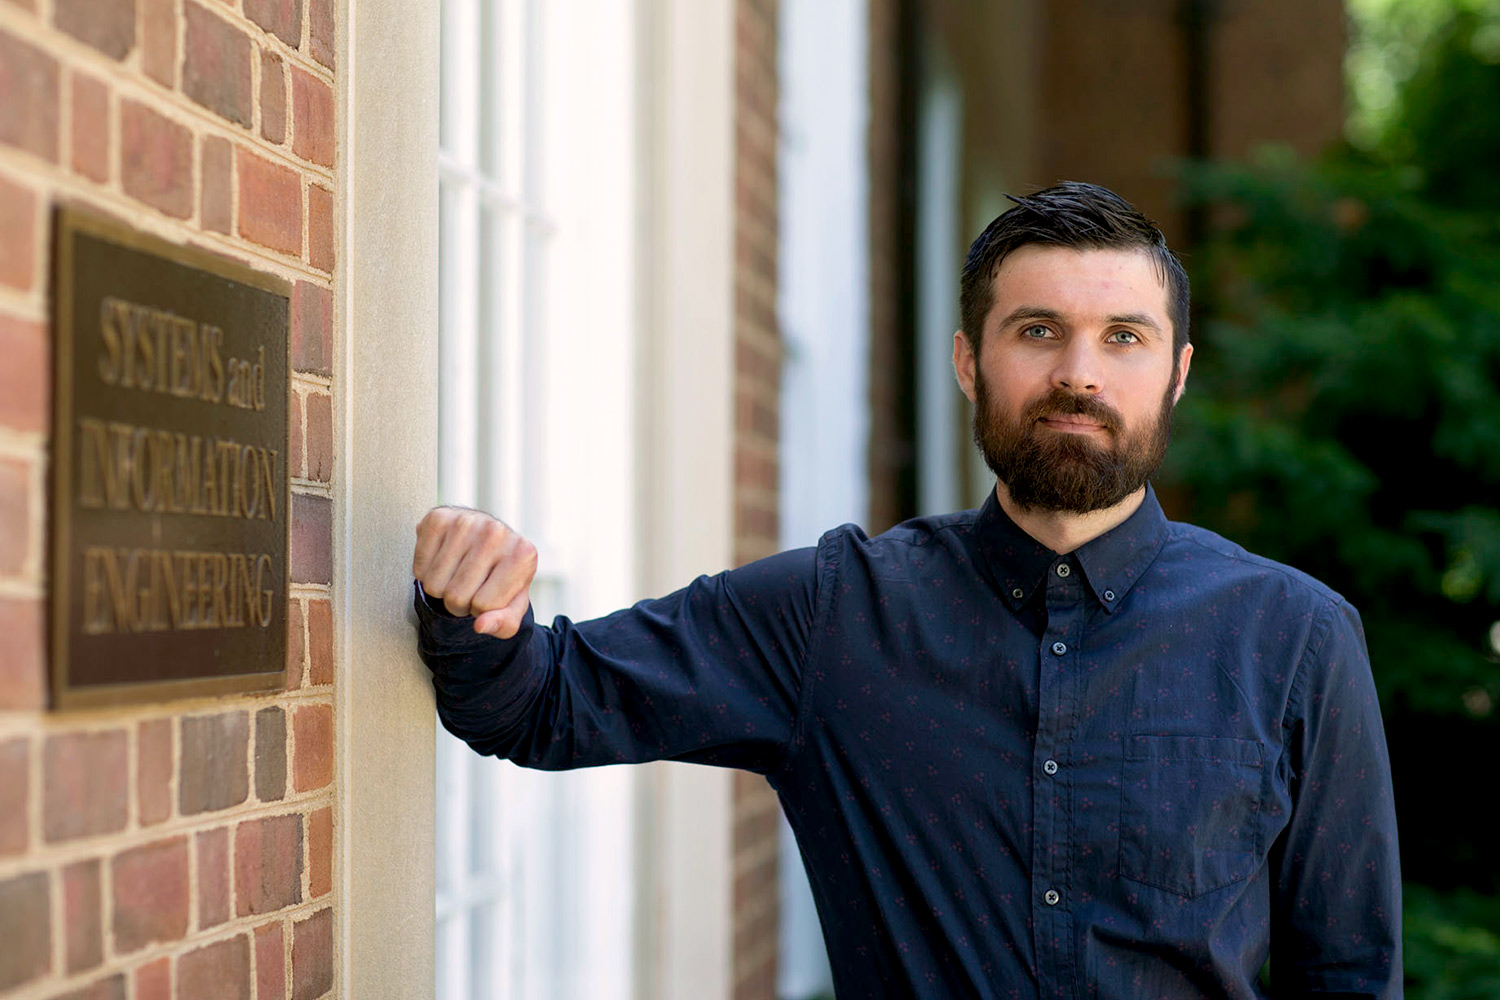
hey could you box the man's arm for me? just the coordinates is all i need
[1270,598,1402,998]
[412,506,818,774]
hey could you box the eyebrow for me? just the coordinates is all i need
[998,306,1164,335]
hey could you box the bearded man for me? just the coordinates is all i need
[413,182,1401,998]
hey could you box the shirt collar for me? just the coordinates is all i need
[975,483,1170,614]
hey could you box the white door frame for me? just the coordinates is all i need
[337,0,440,995]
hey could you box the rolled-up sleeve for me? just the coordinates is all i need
[1271,597,1402,998]
[415,546,817,775]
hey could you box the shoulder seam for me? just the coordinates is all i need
[771,524,843,780]
[1171,525,1341,603]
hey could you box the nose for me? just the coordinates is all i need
[1051,337,1102,394]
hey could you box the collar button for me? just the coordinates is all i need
[1103,589,1116,602]
[1056,563,1071,578]
[1010,587,1024,600]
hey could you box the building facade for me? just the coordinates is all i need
[0,0,1344,997]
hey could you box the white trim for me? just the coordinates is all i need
[915,42,964,517]
[337,0,440,997]
[632,1,737,998]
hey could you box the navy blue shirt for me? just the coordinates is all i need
[415,486,1401,998]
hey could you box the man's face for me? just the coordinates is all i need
[953,245,1192,513]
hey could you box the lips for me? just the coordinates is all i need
[1024,389,1122,434]
[1038,413,1106,431]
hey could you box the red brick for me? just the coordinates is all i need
[184,1,252,127]
[256,706,287,801]
[0,871,50,990]
[292,703,332,792]
[43,730,128,842]
[305,391,332,481]
[290,67,333,167]
[292,907,332,1000]
[261,50,287,144]
[307,182,332,272]
[141,0,176,86]
[290,493,332,584]
[202,134,233,234]
[0,176,35,290]
[0,31,59,162]
[178,933,250,1000]
[134,958,170,1000]
[137,718,173,826]
[120,99,193,219]
[237,147,302,255]
[112,836,189,953]
[0,311,46,427]
[235,813,302,916]
[63,858,103,973]
[0,455,30,574]
[0,596,44,709]
[291,281,332,375]
[256,922,286,1000]
[52,974,126,1000]
[308,0,333,68]
[307,806,331,897]
[286,597,306,689]
[306,598,332,685]
[54,0,135,59]
[70,72,110,182]
[179,711,250,815]
[197,826,231,929]
[244,0,302,47]
[0,738,26,855]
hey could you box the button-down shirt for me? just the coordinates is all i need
[415,486,1401,998]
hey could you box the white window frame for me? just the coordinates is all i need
[433,1,642,998]
[340,2,742,999]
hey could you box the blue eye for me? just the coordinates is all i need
[1022,324,1053,339]
[1107,330,1140,344]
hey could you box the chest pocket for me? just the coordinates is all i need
[1118,735,1266,898]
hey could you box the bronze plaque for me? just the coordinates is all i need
[50,207,292,707]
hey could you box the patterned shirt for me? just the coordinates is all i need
[415,485,1401,999]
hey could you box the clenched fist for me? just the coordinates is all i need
[412,506,537,637]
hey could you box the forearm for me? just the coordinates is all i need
[414,545,817,773]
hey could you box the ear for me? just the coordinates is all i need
[954,331,978,404]
[1171,343,1193,404]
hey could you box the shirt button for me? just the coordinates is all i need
[1011,587,1024,600]
[1103,589,1116,602]
[1051,641,1067,656]
[1055,563,1071,578]
[1044,889,1060,906]
[1043,759,1058,775]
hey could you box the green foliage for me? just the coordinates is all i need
[1404,884,1500,998]
[1160,3,1500,718]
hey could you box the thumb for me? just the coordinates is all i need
[473,588,531,639]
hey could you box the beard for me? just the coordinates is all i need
[972,370,1176,514]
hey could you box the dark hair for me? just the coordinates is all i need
[959,181,1190,356]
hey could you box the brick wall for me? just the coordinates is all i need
[731,0,781,997]
[1039,0,1344,246]
[0,0,338,995]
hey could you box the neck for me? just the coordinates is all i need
[993,480,1147,555]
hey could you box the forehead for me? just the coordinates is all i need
[989,245,1170,329]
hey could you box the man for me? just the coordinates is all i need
[413,182,1401,998]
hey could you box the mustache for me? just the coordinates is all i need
[1023,388,1123,433]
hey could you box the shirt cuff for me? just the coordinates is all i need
[415,579,466,619]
